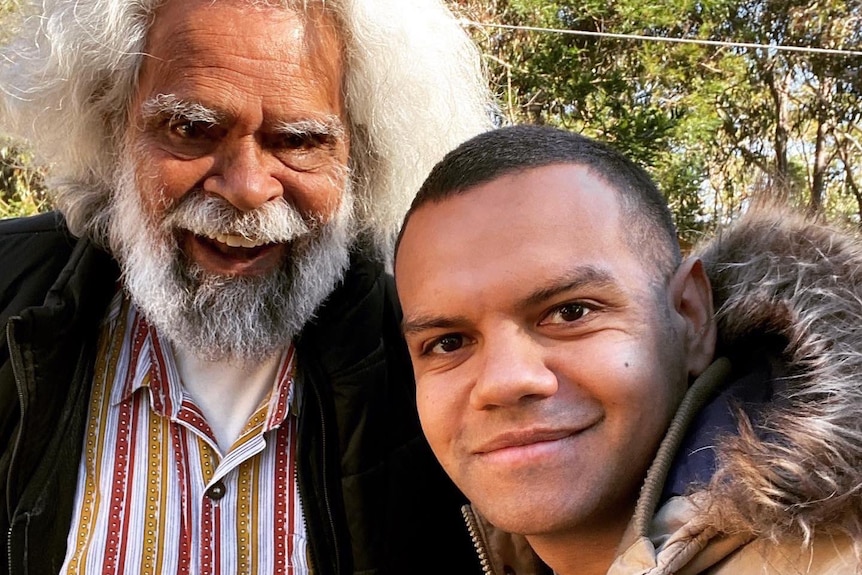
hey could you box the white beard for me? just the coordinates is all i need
[106,158,354,365]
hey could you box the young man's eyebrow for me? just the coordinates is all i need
[401,267,620,335]
[401,314,470,337]
[519,265,620,309]
[140,93,222,124]
[273,116,345,139]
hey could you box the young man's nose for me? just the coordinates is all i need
[469,331,558,410]
[203,139,283,211]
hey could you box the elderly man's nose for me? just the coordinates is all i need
[203,140,282,211]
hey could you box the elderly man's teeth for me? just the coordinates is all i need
[212,233,266,248]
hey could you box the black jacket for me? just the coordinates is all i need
[0,212,480,574]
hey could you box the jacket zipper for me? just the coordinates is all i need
[6,528,12,575]
[299,377,340,574]
[315,382,340,574]
[294,453,310,571]
[6,319,26,575]
[291,381,316,574]
[462,505,494,575]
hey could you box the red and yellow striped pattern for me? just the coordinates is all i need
[60,295,310,575]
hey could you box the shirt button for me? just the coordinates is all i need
[206,481,227,500]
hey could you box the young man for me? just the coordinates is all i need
[0,1,492,573]
[395,125,862,574]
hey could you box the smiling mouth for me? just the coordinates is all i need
[181,231,288,276]
[199,233,273,258]
[475,428,581,454]
[210,232,269,249]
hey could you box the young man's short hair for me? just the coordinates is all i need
[397,125,682,281]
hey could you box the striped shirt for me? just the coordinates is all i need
[60,294,310,575]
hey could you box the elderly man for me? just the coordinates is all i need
[0,0,491,573]
[395,125,862,574]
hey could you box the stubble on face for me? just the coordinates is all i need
[107,152,354,365]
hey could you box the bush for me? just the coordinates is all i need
[0,140,49,219]
[1,2,49,219]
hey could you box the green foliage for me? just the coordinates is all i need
[450,0,862,235]
[0,0,26,42]
[0,140,49,219]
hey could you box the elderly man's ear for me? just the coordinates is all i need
[670,256,717,379]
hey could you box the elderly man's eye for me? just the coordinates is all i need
[427,334,464,355]
[281,133,316,149]
[169,119,218,140]
[270,131,338,151]
[267,131,340,171]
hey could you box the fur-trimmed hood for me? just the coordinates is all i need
[692,205,862,543]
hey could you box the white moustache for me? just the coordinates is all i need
[164,195,315,245]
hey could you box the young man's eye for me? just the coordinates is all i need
[543,303,591,325]
[426,334,464,355]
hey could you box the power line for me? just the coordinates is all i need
[463,20,862,58]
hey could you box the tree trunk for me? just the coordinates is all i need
[766,67,792,200]
[809,113,829,215]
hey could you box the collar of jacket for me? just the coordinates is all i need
[692,206,862,541]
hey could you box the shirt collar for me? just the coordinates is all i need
[108,296,297,430]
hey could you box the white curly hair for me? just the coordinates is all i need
[0,0,493,257]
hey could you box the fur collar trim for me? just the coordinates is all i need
[692,206,862,542]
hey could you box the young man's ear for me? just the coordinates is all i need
[669,256,717,378]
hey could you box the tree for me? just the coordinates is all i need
[0,140,47,218]
[448,0,862,237]
[709,0,862,221]
[0,0,48,218]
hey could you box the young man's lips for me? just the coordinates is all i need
[473,427,586,455]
